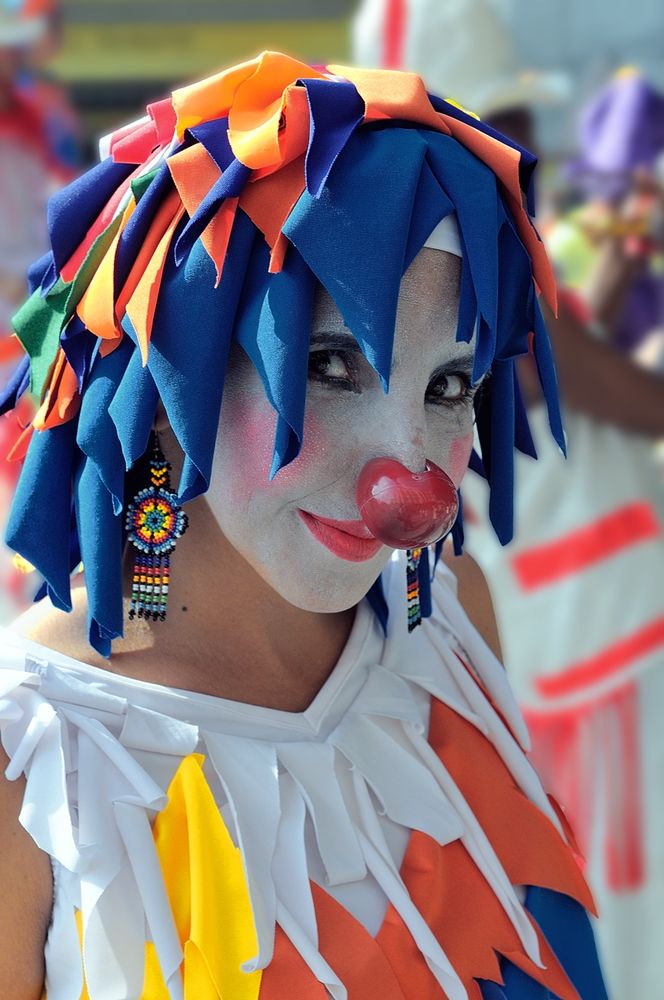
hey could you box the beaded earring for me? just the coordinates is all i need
[406,547,423,632]
[125,432,188,621]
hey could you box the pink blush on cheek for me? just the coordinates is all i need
[269,412,331,487]
[448,431,474,486]
[218,403,276,502]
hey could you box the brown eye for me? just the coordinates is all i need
[307,350,360,392]
[309,350,351,381]
[426,373,470,405]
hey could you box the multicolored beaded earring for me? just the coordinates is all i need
[406,547,423,632]
[125,432,188,622]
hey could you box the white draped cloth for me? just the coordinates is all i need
[0,554,566,1000]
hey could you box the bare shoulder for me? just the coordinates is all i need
[0,746,52,998]
[11,580,108,667]
[441,544,503,662]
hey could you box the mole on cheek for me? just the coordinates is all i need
[448,431,474,486]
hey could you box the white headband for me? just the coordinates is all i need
[423,213,462,257]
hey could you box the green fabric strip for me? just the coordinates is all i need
[11,212,124,398]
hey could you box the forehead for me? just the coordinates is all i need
[312,247,468,364]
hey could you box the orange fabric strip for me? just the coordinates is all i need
[173,56,266,139]
[167,142,220,215]
[226,54,323,171]
[98,336,123,358]
[428,699,594,914]
[312,883,409,1000]
[239,155,306,250]
[240,85,311,180]
[261,927,329,1000]
[328,64,451,135]
[173,51,323,146]
[168,143,240,282]
[260,885,409,1000]
[6,423,33,462]
[205,196,239,286]
[32,349,80,430]
[76,197,137,341]
[114,188,183,337]
[125,201,187,364]
[268,232,290,274]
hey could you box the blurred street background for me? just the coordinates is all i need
[2,2,664,997]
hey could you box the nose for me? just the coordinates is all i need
[377,402,428,476]
[356,458,459,549]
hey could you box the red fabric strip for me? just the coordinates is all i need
[511,501,661,591]
[536,615,664,697]
[603,683,645,890]
[383,0,406,69]
[526,683,646,892]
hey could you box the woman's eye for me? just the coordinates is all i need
[307,350,358,391]
[426,372,472,405]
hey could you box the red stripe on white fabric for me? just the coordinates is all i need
[535,614,664,698]
[603,683,645,890]
[525,682,645,891]
[511,501,661,591]
[382,0,406,68]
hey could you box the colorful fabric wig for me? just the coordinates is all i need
[0,52,564,655]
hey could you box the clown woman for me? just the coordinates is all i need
[0,52,607,1000]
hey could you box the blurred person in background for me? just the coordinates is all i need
[0,0,80,622]
[354,2,664,997]
[551,68,664,367]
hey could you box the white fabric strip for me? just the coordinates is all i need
[423,212,462,256]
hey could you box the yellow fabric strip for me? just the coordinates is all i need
[46,754,262,1000]
[153,753,262,1000]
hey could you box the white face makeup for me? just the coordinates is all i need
[206,247,478,613]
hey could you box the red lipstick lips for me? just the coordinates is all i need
[297,510,384,562]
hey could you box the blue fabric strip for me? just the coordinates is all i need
[300,77,366,198]
[115,162,174,293]
[47,157,134,276]
[5,419,79,612]
[482,886,609,1000]
[174,157,251,265]
[60,315,97,394]
[76,336,135,516]
[188,117,234,170]
[0,355,30,415]
[427,93,539,216]
[75,453,124,655]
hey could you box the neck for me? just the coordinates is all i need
[116,496,356,711]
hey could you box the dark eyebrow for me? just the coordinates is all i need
[429,353,476,380]
[309,332,362,350]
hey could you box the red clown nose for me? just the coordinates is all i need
[356,458,459,549]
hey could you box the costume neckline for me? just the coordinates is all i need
[0,558,576,1000]
[4,595,383,741]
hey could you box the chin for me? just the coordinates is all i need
[257,558,389,615]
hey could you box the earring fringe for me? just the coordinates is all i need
[406,547,423,632]
[125,433,188,622]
